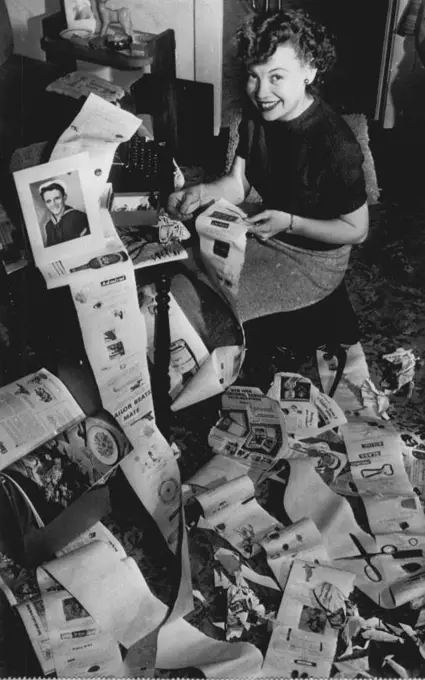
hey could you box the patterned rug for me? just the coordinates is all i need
[347,198,425,439]
[1,176,425,677]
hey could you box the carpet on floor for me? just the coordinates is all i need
[1,184,425,677]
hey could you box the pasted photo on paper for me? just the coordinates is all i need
[13,152,104,268]
[30,172,91,248]
[8,409,133,523]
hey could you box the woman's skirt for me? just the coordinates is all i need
[236,236,351,322]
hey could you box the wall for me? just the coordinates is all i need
[194,0,223,135]
[5,0,55,61]
[5,0,224,134]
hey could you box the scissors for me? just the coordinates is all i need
[336,534,423,582]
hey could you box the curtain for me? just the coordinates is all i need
[415,0,425,67]
[398,0,423,35]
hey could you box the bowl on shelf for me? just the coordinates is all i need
[60,28,93,43]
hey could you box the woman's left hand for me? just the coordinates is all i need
[246,210,291,240]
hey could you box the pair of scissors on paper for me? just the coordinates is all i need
[336,534,423,582]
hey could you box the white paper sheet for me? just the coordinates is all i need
[70,259,155,433]
[267,372,346,438]
[342,416,425,534]
[369,531,425,608]
[171,345,245,412]
[155,616,263,678]
[37,568,123,677]
[185,453,254,496]
[404,448,425,501]
[70,259,193,626]
[259,517,329,590]
[56,520,126,560]
[387,567,425,608]
[279,457,396,601]
[281,457,362,557]
[2,519,130,675]
[196,475,286,558]
[16,597,55,676]
[195,198,250,303]
[120,425,183,554]
[261,559,356,679]
[42,540,168,649]
[207,385,289,474]
[51,93,141,201]
[274,437,348,485]
[317,344,425,607]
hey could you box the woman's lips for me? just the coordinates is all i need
[257,101,280,112]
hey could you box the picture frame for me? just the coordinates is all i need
[13,152,107,286]
[64,0,97,34]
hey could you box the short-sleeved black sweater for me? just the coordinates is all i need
[235,97,367,251]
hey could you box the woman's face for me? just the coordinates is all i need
[246,42,317,122]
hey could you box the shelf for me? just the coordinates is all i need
[41,35,154,71]
[40,13,176,77]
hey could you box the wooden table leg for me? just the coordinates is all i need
[152,271,172,439]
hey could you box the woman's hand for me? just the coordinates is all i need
[246,210,292,240]
[167,184,204,220]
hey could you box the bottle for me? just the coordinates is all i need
[70,251,128,272]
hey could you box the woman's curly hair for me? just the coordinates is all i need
[235,9,336,92]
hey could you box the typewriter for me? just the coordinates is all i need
[110,134,174,202]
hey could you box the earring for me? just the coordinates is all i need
[304,78,310,85]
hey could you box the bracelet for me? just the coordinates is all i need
[288,213,294,232]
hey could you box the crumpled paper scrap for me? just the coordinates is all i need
[330,470,360,497]
[338,610,405,660]
[213,548,270,641]
[333,657,373,678]
[226,574,267,640]
[381,348,420,398]
[312,580,348,631]
[360,378,391,419]
[158,210,191,244]
[383,654,409,678]
[399,622,425,659]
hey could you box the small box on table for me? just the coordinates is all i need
[109,191,159,227]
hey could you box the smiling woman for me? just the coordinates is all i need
[167,7,369,366]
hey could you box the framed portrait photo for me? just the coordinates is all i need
[13,152,107,286]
